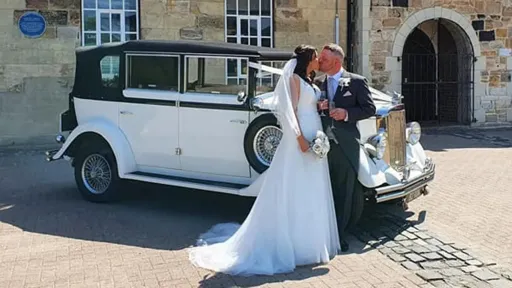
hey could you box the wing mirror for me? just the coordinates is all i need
[237,91,248,103]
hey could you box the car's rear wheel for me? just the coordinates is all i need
[74,140,120,203]
[244,114,283,174]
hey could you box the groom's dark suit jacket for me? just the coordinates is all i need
[315,71,376,170]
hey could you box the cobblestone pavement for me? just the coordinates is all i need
[0,128,511,287]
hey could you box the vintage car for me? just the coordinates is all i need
[45,40,435,226]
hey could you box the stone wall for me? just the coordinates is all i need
[140,0,348,54]
[0,0,79,146]
[356,0,512,125]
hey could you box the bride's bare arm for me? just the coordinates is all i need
[290,74,309,152]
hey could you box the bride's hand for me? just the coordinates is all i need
[297,135,310,153]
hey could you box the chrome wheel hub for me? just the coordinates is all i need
[81,154,112,194]
[253,126,282,167]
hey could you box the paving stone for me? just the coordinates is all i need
[402,231,418,240]
[405,253,427,263]
[453,251,473,261]
[406,226,420,233]
[379,247,395,255]
[392,247,411,254]
[429,280,452,287]
[402,261,422,270]
[487,279,512,288]
[368,240,382,248]
[422,252,444,261]
[461,266,481,273]
[445,275,491,288]
[426,238,444,247]
[416,270,444,281]
[438,251,457,260]
[411,245,431,254]
[383,241,400,248]
[425,245,441,252]
[490,267,512,280]
[439,245,457,254]
[393,234,409,241]
[415,232,433,240]
[414,239,430,246]
[446,260,466,267]
[388,253,407,262]
[439,268,465,277]
[465,259,483,267]
[400,240,415,247]
[472,269,500,281]
[451,243,467,251]
[420,261,449,270]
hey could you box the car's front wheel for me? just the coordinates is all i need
[244,114,283,174]
[73,141,120,203]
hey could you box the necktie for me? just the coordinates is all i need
[328,77,336,101]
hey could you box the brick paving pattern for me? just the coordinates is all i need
[0,127,511,287]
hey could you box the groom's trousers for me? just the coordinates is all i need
[327,124,363,238]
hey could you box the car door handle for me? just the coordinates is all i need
[120,111,133,115]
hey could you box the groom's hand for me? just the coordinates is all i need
[330,108,347,121]
[318,100,328,110]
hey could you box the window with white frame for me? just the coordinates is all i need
[82,0,139,81]
[225,0,273,86]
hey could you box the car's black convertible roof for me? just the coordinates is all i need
[77,40,294,61]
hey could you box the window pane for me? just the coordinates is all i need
[125,12,137,32]
[250,0,259,15]
[101,56,120,88]
[128,55,180,91]
[227,59,237,77]
[226,16,236,36]
[238,0,248,15]
[227,78,238,85]
[261,38,271,47]
[126,33,137,40]
[84,33,97,46]
[112,14,121,32]
[100,13,110,32]
[241,37,248,45]
[261,17,271,36]
[227,37,237,43]
[250,19,257,36]
[101,33,110,43]
[98,0,109,9]
[241,59,247,75]
[112,33,121,42]
[261,0,271,16]
[186,56,246,95]
[112,0,123,9]
[83,0,95,9]
[250,37,257,46]
[240,19,248,36]
[125,0,136,10]
[226,0,236,14]
[83,10,96,31]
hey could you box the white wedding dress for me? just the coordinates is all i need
[188,59,340,276]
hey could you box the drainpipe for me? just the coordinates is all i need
[346,0,353,72]
[334,0,340,45]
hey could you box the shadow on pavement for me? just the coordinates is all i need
[422,127,512,151]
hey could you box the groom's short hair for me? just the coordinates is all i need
[323,43,345,60]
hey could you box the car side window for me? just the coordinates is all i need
[126,54,179,91]
[100,55,120,88]
[185,56,247,95]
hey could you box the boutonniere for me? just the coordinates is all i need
[339,77,351,88]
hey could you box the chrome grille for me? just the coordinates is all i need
[386,109,406,171]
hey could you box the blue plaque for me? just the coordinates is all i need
[18,12,47,38]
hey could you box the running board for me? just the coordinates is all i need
[123,171,248,195]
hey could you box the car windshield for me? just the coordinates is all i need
[251,61,288,95]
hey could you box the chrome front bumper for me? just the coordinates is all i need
[374,158,436,203]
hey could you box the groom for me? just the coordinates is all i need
[316,43,376,252]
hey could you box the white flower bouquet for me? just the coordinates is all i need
[309,130,331,159]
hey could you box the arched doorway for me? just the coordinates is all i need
[401,18,475,126]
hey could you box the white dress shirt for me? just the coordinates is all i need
[327,68,349,121]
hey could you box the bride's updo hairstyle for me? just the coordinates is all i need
[292,44,317,85]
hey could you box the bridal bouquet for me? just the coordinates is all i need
[309,130,331,159]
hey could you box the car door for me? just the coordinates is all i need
[177,55,251,177]
[118,53,181,171]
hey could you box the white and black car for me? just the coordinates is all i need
[46,40,435,226]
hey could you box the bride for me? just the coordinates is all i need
[188,44,340,276]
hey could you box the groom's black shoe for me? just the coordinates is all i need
[340,239,349,252]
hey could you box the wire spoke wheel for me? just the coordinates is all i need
[81,154,112,194]
[253,126,282,167]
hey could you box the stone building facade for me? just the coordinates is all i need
[0,0,346,145]
[352,0,512,125]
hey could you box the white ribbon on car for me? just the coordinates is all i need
[248,62,284,77]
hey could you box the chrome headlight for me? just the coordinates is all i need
[406,122,421,145]
[365,131,387,159]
